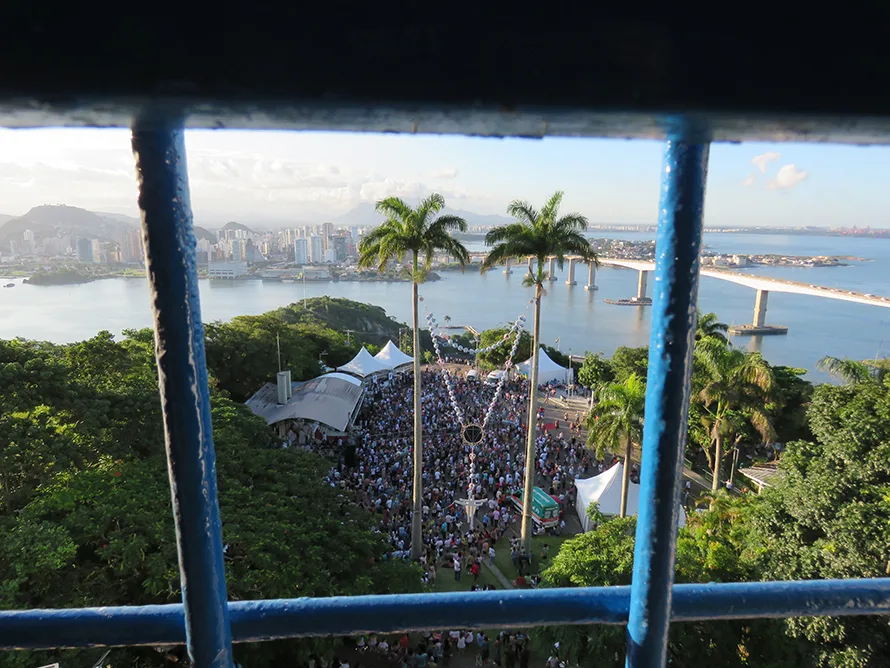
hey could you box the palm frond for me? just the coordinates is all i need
[506,199,539,227]
[817,356,873,384]
[540,191,565,223]
[375,197,413,223]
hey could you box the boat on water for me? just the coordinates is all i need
[604,297,652,306]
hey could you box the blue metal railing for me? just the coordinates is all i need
[4,121,888,668]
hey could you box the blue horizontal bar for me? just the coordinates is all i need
[1,578,888,650]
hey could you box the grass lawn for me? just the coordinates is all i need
[493,534,573,581]
[429,562,500,593]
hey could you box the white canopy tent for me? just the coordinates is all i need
[336,346,391,379]
[574,461,686,531]
[519,346,572,386]
[374,340,414,369]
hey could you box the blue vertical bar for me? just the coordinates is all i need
[626,128,710,668]
[132,119,234,668]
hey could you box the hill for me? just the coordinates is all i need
[194,226,217,242]
[272,296,404,344]
[0,205,137,245]
[0,213,14,225]
[221,220,257,235]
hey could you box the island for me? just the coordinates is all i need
[23,267,144,285]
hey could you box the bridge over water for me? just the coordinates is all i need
[463,253,890,335]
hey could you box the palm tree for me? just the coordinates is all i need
[695,340,775,492]
[586,374,646,517]
[817,355,890,384]
[695,311,729,346]
[481,191,597,551]
[358,193,470,558]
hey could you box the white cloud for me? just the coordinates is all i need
[751,151,781,174]
[431,167,459,179]
[767,164,808,190]
[742,174,756,187]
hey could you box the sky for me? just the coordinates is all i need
[0,127,887,228]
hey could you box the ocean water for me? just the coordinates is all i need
[2,233,888,384]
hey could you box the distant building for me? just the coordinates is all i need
[22,229,35,243]
[294,238,309,264]
[208,261,248,279]
[731,254,749,267]
[322,222,334,243]
[309,236,324,264]
[324,248,338,263]
[8,240,19,256]
[350,226,360,245]
[123,228,144,263]
[331,235,348,261]
[76,238,95,263]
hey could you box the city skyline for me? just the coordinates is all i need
[0,128,888,229]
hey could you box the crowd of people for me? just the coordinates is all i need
[322,629,535,668]
[323,366,618,570]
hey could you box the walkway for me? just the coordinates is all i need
[483,561,514,589]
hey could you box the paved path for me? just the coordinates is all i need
[483,561,515,589]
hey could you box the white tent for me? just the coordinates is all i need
[374,340,414,369]
[336,347,391,378]
[322,371,363,387]
[574,461,686,531]
[519,346,571,386]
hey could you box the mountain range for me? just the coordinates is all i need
[0,205,222,245]
[0,205,140,246]
[0,203,514,245]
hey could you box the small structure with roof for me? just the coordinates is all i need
[518,346,572,386]
[336,346,392,379]
[738,462,784,494]
[246,373,365,443]
[373,340,413,369]
[574,461,687,531]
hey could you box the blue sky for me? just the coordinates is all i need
[0,128,885,228]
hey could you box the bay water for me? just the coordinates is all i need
[2,233,888,384]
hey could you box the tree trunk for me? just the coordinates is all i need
[729,445,740,487]
[410,252,423,559]
[521,282,543,553]
[712,432,723,493]
[619,435,631,518]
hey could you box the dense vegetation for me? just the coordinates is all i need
[2,297,888,666]
[0,304,420,667]
[562,315,890,667]
[24,265,143,285]
[204,296,411,401]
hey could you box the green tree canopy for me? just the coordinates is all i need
[610,346,649,383]
[744,376,890,666]
[578,351,616,389]
[477,327,532,369]
[0,328,421,667]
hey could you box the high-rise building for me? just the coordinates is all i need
[123,228,144,263]
[22,229,35,243]
[322,222,335,248]
[332,235,348,262]
[309,236,324,264]
[294,238,309,264]
[350,226,360,245]
[324,248,338,264]
[76,238,94,263]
